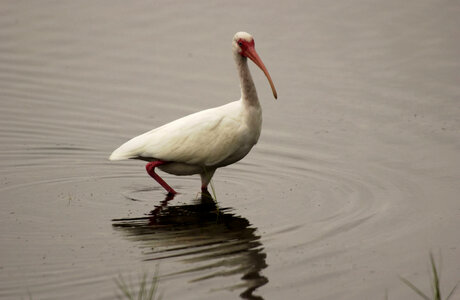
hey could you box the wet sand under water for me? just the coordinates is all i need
[0,1,459,299]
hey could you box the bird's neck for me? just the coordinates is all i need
[235,55,259,107]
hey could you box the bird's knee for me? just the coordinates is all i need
[145,162,155,173]
[146,160,165,174]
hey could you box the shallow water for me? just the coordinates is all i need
[1,1,459,299]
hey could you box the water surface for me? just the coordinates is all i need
[1,1,459,299]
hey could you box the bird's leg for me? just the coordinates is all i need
[145,161,177,195]
[200,168,216,195]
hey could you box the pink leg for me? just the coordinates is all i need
[145,161,177,195]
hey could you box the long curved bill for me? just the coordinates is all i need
[245,46,278,99]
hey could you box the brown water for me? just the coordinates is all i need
[1,1,459,299]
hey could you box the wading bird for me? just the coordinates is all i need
[109,32,277,195]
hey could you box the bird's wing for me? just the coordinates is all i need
[109,101,248,166]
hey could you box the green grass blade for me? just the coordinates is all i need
[138,272,147,300]
[446,283,458,300]
[430,253,441,300]
[147,268,159,300]
[146,277,156,300]
[399,276,431,300]
[115,275,134,300]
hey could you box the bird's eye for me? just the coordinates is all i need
[238,42,243,46]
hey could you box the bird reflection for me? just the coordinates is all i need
[112,193,268,300]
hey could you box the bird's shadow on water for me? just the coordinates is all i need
[112,193,268,300]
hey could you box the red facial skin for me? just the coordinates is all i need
[237,39,256,58]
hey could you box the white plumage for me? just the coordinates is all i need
[110,32,277,195]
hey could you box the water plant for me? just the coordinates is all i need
[115,269,162,300]
[399,252,457,300]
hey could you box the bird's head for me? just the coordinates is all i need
[233,32,277,99]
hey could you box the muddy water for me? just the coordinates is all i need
[1,1,459,299]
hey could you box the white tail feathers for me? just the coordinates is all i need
[108,149,130,160]
[109,139,141,161]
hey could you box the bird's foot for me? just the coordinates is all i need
[166,191,177,200]
[146,161,177,195]
[200,187,214,201]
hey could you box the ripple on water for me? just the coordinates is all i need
[0,84,414,300]
[2,2,459,299]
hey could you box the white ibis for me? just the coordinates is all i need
[109,32,277,195]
